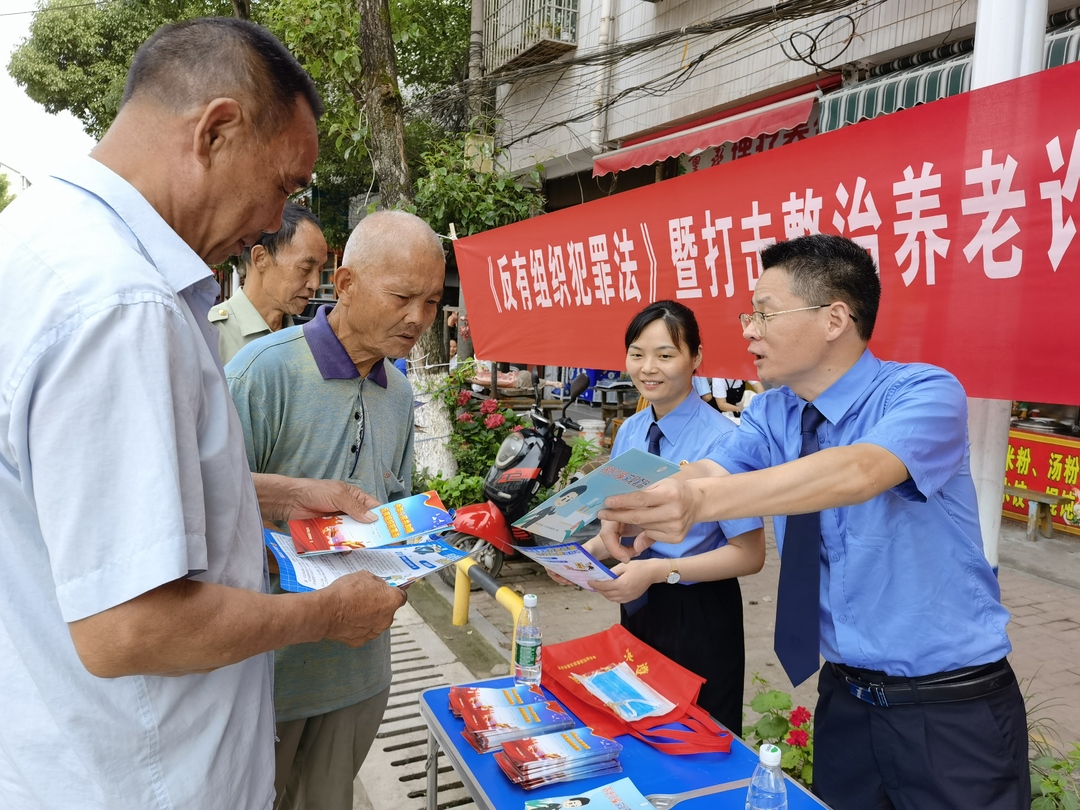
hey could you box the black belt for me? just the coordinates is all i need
[831,659,1015,708]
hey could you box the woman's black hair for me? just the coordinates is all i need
[624,300,702,356]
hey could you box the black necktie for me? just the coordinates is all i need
[774,403,827,687]
[647,422,663,456]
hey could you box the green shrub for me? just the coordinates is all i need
[744,674,814,787]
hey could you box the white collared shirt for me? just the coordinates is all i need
[0,157,274,809]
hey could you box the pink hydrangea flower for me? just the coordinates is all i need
[484,413,506,429]
[456,390,472,406]
[479,399,498,415]
[457,412,474,423]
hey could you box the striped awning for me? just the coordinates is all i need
[819,23,1080,133]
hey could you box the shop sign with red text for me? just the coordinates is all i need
[1004,429,1080,535]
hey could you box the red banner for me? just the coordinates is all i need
[454,61,1080,404]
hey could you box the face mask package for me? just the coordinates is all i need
[571,662,676,722]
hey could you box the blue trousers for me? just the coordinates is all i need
[813,661,1030,810]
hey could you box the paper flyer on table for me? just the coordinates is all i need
[513,449,680,542]
[510,542,616,591]
[265,530,471,591]
[287,490,452,555]
[522,777,653,809]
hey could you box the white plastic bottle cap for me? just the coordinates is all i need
[523,594,538,607]
[759,743,782,767]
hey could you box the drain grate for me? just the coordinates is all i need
[357,604,479,809]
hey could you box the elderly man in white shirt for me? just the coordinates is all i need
[0,18,405,810]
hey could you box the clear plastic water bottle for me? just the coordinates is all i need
[745,743,788,810]
[514,594,542,686]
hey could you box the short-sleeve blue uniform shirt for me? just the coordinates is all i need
[712,349,1012,676]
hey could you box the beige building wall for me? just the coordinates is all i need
[494,1,998,176]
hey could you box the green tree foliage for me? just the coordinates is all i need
[7,0,230,140]
[413,131,545,240]
[261,0,365,161]
[389,0,470,101]
[0,173,15,212]
[7,0,471,247]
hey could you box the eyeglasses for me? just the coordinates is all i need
[738,304,857,336]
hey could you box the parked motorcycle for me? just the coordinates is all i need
[438,371,592,588]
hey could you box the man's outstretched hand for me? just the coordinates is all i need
[598,478,699,557]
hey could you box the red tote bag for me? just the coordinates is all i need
[541,624,733,755]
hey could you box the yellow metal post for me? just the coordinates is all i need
[451,558,475,626]
[448,556,526,669]
[497,589,525,665]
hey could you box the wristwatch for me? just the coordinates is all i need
[665,559,681,585]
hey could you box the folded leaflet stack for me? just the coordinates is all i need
[459,699,576,753]
[494,727,623,790]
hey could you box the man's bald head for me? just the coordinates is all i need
[121,17,323,141]
[330,211,445,374]
[342,210,445,273]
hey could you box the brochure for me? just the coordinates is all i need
[498,756,623,791]
[510,542,616,591]
[460,700,577,754]
[288,491,453,555]
[264,530,471,591]
[495,727,624,789]
[522,777,654,809]
[449,683,549,718]
[513,449,680,543]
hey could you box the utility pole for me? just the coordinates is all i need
[967,0,1048,571]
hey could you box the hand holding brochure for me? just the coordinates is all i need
[288,491,452,555]
[513,450,680,543]
[265,530,470,591]
[510,542,616,591]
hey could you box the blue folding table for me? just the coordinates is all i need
[419,677,830,810]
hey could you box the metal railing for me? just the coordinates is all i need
[450,556,526,661]
[484,0,578,72]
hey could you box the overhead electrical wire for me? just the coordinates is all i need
[408,0,889,149]
[408,0,890,152]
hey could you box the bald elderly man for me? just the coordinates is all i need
[227,210,446,810]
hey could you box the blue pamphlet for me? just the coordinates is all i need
[513,449,680,542]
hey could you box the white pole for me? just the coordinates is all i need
[967,0,1047,570]
[589,0,615,152]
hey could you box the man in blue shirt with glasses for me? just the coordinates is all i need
[599,234,1027,810]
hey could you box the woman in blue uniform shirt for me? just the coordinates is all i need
[562,300,765,734]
